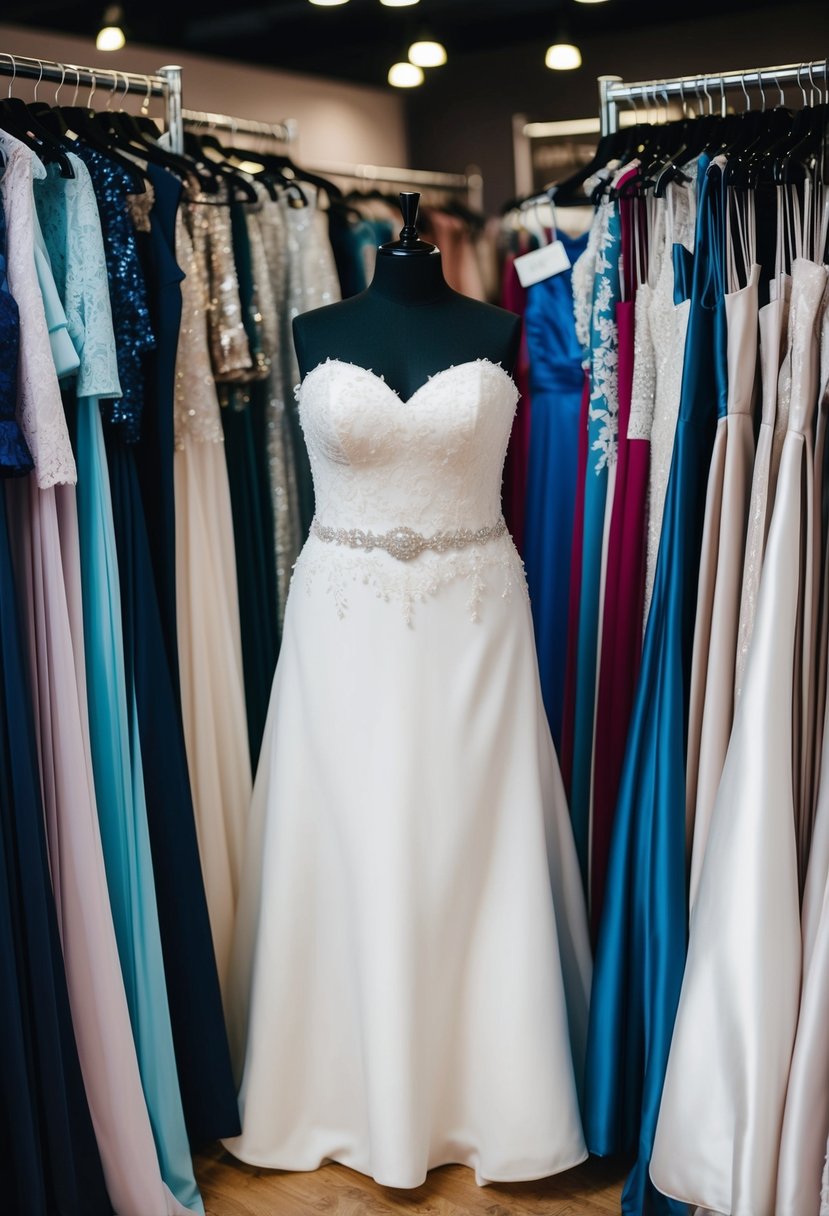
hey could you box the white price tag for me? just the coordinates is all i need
[514,239,571,287]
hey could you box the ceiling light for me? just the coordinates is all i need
[408,40,447,68]
[574,0,609,4]
[388,62,424,87]
[545,41,582,70]
[96,5,126,50]
[380,0,420,7]
[308,0,351,6]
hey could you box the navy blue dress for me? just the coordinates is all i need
[133,163,186,690]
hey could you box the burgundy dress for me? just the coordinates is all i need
[501,252,531,552]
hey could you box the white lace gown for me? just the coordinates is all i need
[225,357,592,1187]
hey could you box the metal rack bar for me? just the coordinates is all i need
[0,52,184,153]
[599,58,829,135]
[182,108,297,145]
[311,159,484,211]
[182,107,483,211]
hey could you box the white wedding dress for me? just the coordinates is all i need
[224,356,592,1188]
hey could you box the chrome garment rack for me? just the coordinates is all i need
[310,159,484,212]
[182,109,297,145]
[599,58,829,135]
[0,52,183,153]
[181,107,484,212]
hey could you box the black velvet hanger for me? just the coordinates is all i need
[0,94,74,177]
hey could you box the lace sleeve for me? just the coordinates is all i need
[0,133,77,487]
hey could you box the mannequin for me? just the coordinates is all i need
[293,192,521,398]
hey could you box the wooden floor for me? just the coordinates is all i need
[195,1143,626,1215]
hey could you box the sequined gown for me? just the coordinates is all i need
[225,356,591,1187]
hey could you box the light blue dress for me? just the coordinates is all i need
[35,157,203,1215]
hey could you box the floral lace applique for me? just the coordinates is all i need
[34,153,122,403]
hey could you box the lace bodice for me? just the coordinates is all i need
[293,358,526,623]
[73,143,156,442]
[0,130,77,486]
[34,154,121,402]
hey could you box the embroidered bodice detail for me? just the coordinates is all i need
[294,357,526,623]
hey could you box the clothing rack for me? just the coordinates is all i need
[599,58,829,135]
[182,109,297,145]
[310,159,485,212]
[0,51,184,153]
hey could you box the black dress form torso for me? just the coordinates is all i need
[293,198,520,399]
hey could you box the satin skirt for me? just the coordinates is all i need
[175,439,252,1003]
[226,542,592,1188]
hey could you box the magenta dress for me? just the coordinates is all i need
[501,253,531,552]
[590,193,650,936]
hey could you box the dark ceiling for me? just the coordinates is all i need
[5,0,787,88]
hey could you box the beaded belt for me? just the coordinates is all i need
[310,517,507,562]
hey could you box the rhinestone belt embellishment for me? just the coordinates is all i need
[310,517,507,562]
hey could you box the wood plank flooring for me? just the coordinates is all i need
[195,1144,625,1215]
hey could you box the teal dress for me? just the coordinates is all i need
[36,153,204,1214]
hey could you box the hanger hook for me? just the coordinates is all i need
[87,69,97,110]
[120,71,131,107]
[740,70,750,112]
[757,69,766,112]
[807,60,817,106]
[719,74,726,117]
[662,79,670,123]
[797,63,807,107]
[105,68,117,110]
[701,73,710,115]
[54,62,66,106]
[1,53,15,99]
[32,58,43,103]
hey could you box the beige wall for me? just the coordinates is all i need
[0,23,408,169]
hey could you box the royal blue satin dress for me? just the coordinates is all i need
[523,229,589,751]
[584,157,726,1215]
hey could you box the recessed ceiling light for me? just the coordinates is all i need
[380,0,420,8]
[388,62,425,87]
[408,40,447,68]
[545,42,582,70]
[96,4,126,49]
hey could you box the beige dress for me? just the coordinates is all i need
[174,198,252,1003]
[686,259,760,906]
[651,256,828,1216]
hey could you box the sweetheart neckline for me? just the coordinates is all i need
[298,357,518,407]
